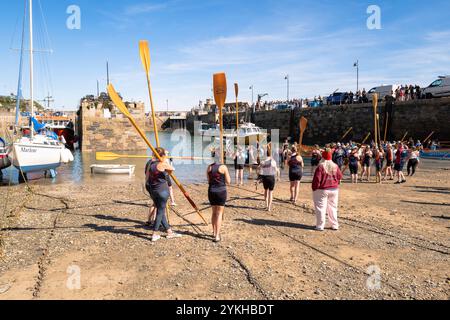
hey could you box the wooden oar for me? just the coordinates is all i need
[234,83,239,141]
[372,93,378,146]
[96,152,208,161]
[401,131,408,142]
[107,84,208,225]
[384,112,389,142]
[139,40,160,147]
[298,116,308,151]
[423,131,435,144]
[361,132,371,145]
[339,127,353,142]
[213,73,227,164]
[376,114,382,144]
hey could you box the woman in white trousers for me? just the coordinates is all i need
[312,149,343,231]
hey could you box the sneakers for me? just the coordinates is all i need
[151,235,161,242]
[166,232,182,239]
[315,227,324,232]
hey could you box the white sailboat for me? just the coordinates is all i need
[8,0,72,177]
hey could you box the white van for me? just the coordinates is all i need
[421,76,450,99]
[367,85,400,102]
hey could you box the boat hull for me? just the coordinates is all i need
[0,154,11,170]
[420,149,450,160]
[9,143,63,173]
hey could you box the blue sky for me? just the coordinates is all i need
[0,0,449,111]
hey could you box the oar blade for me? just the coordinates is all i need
[299,116,308,132]
[234,83,239,98]
[372,93,378,109]
[139,40,151,74]
[107,84,131,118]
[213,73,227,108]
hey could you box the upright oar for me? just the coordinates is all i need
[384,112,389,142]
[377,114,382,143]
[373,94,378,146]
[139,40,160,147]
[213,73,227,164]
[107,84,208,225]
[234,83,239,141]
[298,116,308,151]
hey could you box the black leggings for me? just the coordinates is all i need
[407,159,419,176]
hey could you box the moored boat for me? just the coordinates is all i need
[0,137,12,172]
[90,164,136,175]
[9,135,65,173]
[420,149,450,160]
[200,122,267,146]
[7,0,73,179]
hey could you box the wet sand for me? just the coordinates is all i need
[0,159,449,300]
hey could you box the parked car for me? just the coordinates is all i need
[421,76,450,99]
[326,92,349,105]
[367,85,400,102]
[308,100,322,108]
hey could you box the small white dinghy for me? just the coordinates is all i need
[90,164,136,176]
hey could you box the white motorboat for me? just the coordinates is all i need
[90,164,136,176]
[200,122,266,140]
[235,123,266,139]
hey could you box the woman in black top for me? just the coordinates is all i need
[207,154,231,242]
[288,146,304,204]
[145,148,182,242]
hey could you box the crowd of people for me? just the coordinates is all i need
[142,134,426,244]
[225,83,425,112]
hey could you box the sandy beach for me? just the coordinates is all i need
[0,159,449,300]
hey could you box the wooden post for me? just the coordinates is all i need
[384,112,389,141]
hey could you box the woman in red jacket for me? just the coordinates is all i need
[312,149,343,231]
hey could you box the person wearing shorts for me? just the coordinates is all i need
[361,146,372,182]
[288,146,304,204]
[207,154,231,242]
[383,143,394,181]
[394,143,407,184]
[348,146,360,184]
[233,146,245,186]
[259,147,278,212]
[374,145,384,184]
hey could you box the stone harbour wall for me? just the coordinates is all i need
[187,97,450,145]
[79,99,148,152]
[81,117,148,153]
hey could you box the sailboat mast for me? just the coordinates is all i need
[15,0,27,127]
[29,0,34,139]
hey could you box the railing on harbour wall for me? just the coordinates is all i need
[186,97,450,145]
